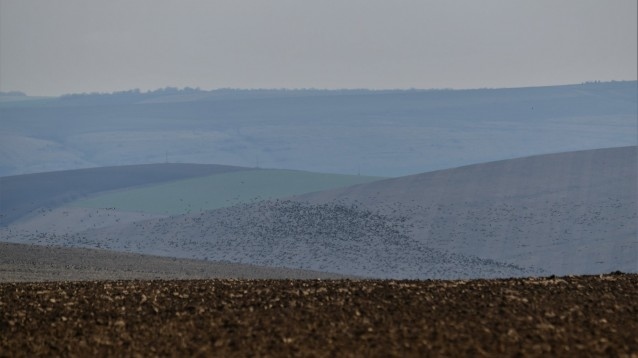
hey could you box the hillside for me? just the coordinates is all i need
[297,146,638,275]
[0,163,250,226]
[1,166,381,231]
[14,200,529,279]
[0,242,348,281]
[1,81,635,177]
[71,169,381,215]
[2,147,635,279]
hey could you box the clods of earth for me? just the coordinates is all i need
[1,273,636,356]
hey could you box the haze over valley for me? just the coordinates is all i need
[1,81,636,178]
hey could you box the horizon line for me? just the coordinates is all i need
[2,79,636,98]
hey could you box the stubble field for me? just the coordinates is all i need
[1,274,636,357]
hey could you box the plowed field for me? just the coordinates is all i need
[1,274,637,357]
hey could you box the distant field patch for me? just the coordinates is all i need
[71,169,382,214]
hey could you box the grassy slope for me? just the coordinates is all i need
[71,169,383,214]
[0,163,250,225]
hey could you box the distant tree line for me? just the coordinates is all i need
[58,87,204,99]
[54,80,636,101]
[56,86,461,101]
[0,91,27,97]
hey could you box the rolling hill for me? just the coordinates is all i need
[2,147,635,279]
[1,81,636,177]
[296,146,638,275]
[70,169,382,215]
[1,166,381,233]
[0,163,250,226]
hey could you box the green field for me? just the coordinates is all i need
[71,169,383,214]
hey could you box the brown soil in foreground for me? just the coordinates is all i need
[1,274,637,357]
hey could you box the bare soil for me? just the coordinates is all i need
[0,242,349,281]
[1,274,636,357]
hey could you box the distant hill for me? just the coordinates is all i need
[0,163,250,226]
[297,146,638,275]
[1,81,635,177]
[71,169,382,215]
[11,199,532,279]
[0,164,381,227]
[0,91,27,97]
[8,147,633,279]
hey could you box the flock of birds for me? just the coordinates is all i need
[6,199,536,279]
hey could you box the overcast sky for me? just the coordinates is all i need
[1,0,636,96]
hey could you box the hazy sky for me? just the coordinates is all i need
[1,0,636,96]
